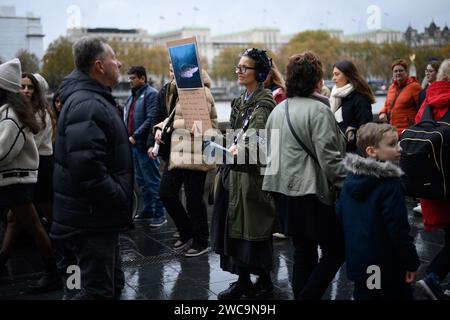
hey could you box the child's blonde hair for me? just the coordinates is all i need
[356,123,397,156]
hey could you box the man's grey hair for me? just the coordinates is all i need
[437,59,450,81]
[73,36,108,74]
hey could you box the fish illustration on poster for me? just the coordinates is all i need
[166,37,212,131]
[168,38,203,90]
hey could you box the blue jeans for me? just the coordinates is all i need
[132,148,165,218]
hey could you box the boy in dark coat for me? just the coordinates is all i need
[336,122,420,300]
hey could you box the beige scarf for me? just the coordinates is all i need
[330,83,355,123]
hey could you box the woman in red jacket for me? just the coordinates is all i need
[379,59,421,136]
[414,59,450,300]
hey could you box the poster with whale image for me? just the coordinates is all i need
[166,37,212,132]
[168,38,203,90]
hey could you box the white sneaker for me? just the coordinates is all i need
[413,204,422,214]
[272,233,288,239]
[444,287,450,299]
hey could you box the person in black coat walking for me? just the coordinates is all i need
[51,37,134,300]
[330,60,375,153]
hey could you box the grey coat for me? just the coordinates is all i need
[262,97,347,206]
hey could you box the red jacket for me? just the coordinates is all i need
[273,87,286,105]
[415,81,450,231]
[379,77,421,136]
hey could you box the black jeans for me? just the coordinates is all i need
[55,233,124,300]
[427,228,450,281]
[275,194,345,300]
[159,166,209,248]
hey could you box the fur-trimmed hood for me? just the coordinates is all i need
[342,153,404,201]
[343,153,403,178]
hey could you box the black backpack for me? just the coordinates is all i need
[399,106,450,199]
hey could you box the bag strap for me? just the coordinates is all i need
[421,105,450,123]
[421,105,434,121]
[233,104,270,145]
[387,86,405,122]
[285,100,321,168]
[164,89,179,130]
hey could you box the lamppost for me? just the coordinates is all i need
[409,53,417,78]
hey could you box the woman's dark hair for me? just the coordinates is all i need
[128,66,148,83]
[0,89,40,134]
[334,60,376,104]
[286,52,323,98]
[22,73,57,141]
[391,59,408,71]
[263,60,286,92]
[52,90,61,118]
[428,60,441,73]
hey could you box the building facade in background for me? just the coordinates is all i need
[66,27,153,48]
[0,6,44,62]
[343,29,403,44]
[405,21,450,47]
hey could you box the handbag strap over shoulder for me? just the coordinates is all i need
[285,99,321,168]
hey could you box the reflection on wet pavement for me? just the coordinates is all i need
[0,195,446,300]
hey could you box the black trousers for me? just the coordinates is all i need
[427,228,450,281]
[273,194,345,300]
[159,165,209,248]
[55,233,124,300]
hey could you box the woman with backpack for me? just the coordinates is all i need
[414,59,450,300]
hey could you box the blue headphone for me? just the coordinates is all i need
[242,48,272,83]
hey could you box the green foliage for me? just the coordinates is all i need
[16,49,40,73]
[211,46,244,81]
[41,37,74,90]
[279,30,342,78]
[111,42,170,86]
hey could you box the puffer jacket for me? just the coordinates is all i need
[0,103,39,186]
[379,77,421,135]
[50,70,134,239]
[123,83,158,152]
[337,153,420,282]
[155,70,218,172]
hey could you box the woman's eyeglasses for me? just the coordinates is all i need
[235,65,256,74]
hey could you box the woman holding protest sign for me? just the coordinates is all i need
[211,48,277,300]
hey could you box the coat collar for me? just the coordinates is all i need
[343,153,403,178]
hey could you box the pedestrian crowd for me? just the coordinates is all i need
[1,35,449,301]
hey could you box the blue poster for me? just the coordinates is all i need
[168,43,203,89]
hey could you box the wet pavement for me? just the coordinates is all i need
[0,171,447,300]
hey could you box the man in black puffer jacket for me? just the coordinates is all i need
[50,36,133,300]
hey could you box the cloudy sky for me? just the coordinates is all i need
[4,0,450,49]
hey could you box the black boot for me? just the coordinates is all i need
[218,274,254,300]
[241,274,274,300]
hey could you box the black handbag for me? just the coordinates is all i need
[158,90,178,159]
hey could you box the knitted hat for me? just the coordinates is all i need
[0,58,22,93]
[34,73,49,95]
